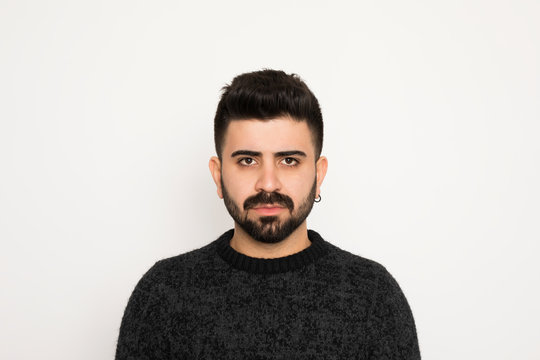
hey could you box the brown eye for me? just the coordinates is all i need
[239,157,255,166]
[281,157,298,166]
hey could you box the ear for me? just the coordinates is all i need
[315,156,328,198]
[208,156,223,199]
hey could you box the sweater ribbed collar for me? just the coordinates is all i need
[215,229,329,274]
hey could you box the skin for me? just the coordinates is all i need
[209,116,328,259]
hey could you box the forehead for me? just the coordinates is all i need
[223,117,314,155]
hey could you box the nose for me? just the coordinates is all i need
[255,162,282,193]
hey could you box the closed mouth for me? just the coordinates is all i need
[253,204,285,209]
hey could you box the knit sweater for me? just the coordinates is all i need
[115,229,421,359]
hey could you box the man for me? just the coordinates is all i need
[115,69,421,359]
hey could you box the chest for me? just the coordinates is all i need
[167,279,373,359]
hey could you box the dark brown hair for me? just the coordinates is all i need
[214,69,323,160]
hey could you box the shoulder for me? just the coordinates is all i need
[317,232,395,284]
[323,240,417,325]
[315,231,413,305]
[132,237,221,296]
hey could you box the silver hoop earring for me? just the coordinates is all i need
[314,194,322,203]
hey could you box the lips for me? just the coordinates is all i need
[251,205,286,216]
[254,204,285,208]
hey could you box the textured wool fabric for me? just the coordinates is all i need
[115,229,421,359]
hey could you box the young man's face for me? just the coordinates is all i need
[209,116,327,244]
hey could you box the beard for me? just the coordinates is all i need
[221,177,317,244]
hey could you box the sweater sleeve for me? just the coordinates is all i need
[115,262,171,360]
[366,266,421,360]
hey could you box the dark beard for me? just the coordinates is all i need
[221,177,317,244]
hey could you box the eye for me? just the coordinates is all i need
[238,157,256,166]
[281,157,299,166]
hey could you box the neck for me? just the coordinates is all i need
[230,221,311,259]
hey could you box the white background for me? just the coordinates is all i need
[1,1,539,359]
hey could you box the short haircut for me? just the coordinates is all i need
[214,69,323,160]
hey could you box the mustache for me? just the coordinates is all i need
[243,191,294,212]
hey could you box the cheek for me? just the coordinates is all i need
[284,169,316,200]
[222,169,254,201]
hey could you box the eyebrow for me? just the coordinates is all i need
[230,150,307,158]
[275,150,307,157]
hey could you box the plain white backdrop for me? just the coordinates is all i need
[1,1,539,359]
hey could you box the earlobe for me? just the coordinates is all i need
[315,156,328,197]
[208,156,223,199]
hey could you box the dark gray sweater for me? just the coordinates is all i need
[115,229,421,359]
